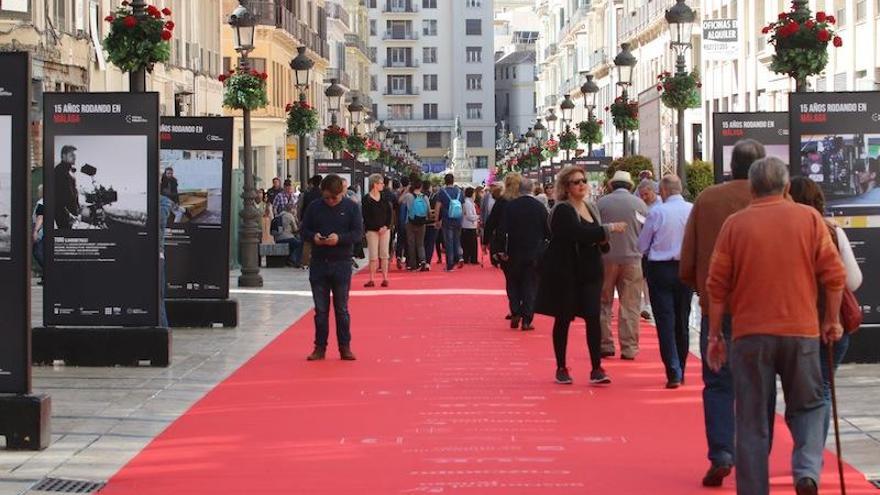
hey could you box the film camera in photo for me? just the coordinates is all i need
[801,134,880,211]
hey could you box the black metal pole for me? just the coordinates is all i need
[237,54,263,287]
[298,92,308,185]
[622,87,629,157]
[128,0,147,92]
[676,53,688,192]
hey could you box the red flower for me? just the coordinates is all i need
[817,29,830,42]
[161,30,172,40]
[285,103,293,112]
[123,15,137,28]
[147,5,160,17]
[165,21,175,30]
[827,15,836,24]
[229,69,235,74]
[761,26,770,34]
[121,0,129,5]
[218,74,227,82]
[105,15,115,22]
[260,72,268,80]
[816,11,827,22]
[696,83,702,88]
[778,12,787,19]
[657,84,663,91]
[604,106,610,111]
[162,7,172,15]
[832,35,842,47]
[598,120,603,125]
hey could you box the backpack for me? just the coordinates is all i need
[270,215,284,237]
[443,188,463,220]
[408,193,430,224]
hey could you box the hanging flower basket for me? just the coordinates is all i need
[103,2,173,73]
[285,100,318,136]
[361,139,382,161]
[347,134,366,156]
[657,71,702,110]
[763,2,841,90]
[559,130,579,150]
[607,97,639,132]
[220,68,268,110]
[577,118,604,145]
[541,138,560,159]
[323,125,349,154]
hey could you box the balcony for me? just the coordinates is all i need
[383,30,419,40]
[324,68,351,89]
[544,44,558,60]
[326,2,350,29]
[618,0,676,44]
[345,33,370,59]
[382,2,419,13]
[383,86,421,96]
[588,47,607,71]
[249,1,329,59]
[383,58,420,68]
[544,94,558,107]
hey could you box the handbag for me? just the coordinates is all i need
[827,223,862,334]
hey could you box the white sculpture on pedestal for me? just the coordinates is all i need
[450,116,472,184]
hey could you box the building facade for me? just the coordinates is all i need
[494,3,539,138]
[221,0,330,186]
[367,0,496,179]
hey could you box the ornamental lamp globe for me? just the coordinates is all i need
[376,120,388,142]
[665,0,696,49]
[533,118,547,140]
[614,43,637,86]
[347,96,365,128]
[228,3,256,52]
[324,78,345,114]
[580,74,599,110]
[291,46,314,90]
[560,94,575,122]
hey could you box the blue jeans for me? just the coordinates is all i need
[700,315,735,467]
[159,256,168,328]
[646,260,692,382]
[424,226,438,264]
[442,224,462,270]
[309,260,353,348]
[279,236,303,265]
[820,333,850,443]
[33,239,45,269]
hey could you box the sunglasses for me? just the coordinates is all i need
[568,178,588,186]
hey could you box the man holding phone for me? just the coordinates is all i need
[301,174,364,361]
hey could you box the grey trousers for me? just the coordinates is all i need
[731,335,825,495]
[405,223,426,268]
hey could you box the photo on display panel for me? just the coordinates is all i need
[52,135,148,230]
[159,149,223,225]
[721,144,789,179]
[800,133,880,213]
[0,115,11,254]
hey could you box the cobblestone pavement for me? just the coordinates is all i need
[0,268,877,494]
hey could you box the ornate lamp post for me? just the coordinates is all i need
[291,46,314,184]
[614,43,637,156]
[128,0,151,91]
[666,0,696,190]
[580,73,599,156]
[546,109,558,139]
[560,94,575,161]
[324,79,346,158]
[347,96,364,182]
[229,1,261,287]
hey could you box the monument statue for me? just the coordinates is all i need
[450,115,472,183]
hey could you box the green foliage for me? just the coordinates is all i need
[559,130,579,150]
[577,119,603,145]
[658,71,702,111]
[686,160,715,200]
[608,97,639,132]
[323,125,348,153]
[221,69,269,111]
[286,101,318,136]
[102,3,173,73]
[347,134,366,155]
[606,155,654,180]
[764,5,840,84]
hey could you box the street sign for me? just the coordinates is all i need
[702,19,739,61]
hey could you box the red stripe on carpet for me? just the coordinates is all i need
[99,267,874,494]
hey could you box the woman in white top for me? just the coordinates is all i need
[461,187,480,264]
[789,176,862,444]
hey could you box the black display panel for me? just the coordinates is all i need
[712,112,789,183]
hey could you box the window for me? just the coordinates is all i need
[466,103,482,119]
[250,58,267,74]
[423,47,438,63]
[388,75,412,94]
[369,20,377,36]
[368,0,377,7]
[856,0,866,20]
[423,74,438,91]
[369,47,377,62]
[423,0,437,7]
[388,104,413,119]
[371,75,377,91]
[504,67,509,79]
[388,47,411,66]
[466,0,482,6]
[426,132,442,147]
[474,156,488,169]
[422,19,437,35]
[465,19,482,35]
[466,47,482,62]
[466,74,482,90]
[466,131,483,147]
[512,66,517,79]
[836,7,846,25]
[424,104,438,119]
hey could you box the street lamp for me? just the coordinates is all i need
[533,118,546,142]
[614,43,638,156]
[324,78,345,125]
[560,94,575,161]
[347,96,364,133]
[376,120,389,142]
[545,109,558,137]
[290,45,313,188]
[228,1,262,287]
[666,0,696,190]
[581,73,599,156]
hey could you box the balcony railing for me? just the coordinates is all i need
[544,94,558,106]
[383,86,421,96]
[618,0,676,43]
[250,1,329,59]
[345,33,370,58]
[588,47,607,71]
[325,68,351,89]
[383,2,419,13]
[383,30,419,40]
[544,44,558,59]
[383,58,420,68]
[326,2,350,29]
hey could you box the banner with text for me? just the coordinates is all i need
[43,92,160,327]
[712,112,789,183]
[160,117,233,300]
[0,53,32,393]
[702,19,739,61]
[790,92,880,324]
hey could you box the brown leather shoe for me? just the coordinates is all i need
[795,477,817,495]
[339,346,357,361]
[702,464,732,487]
[306,346,326,361]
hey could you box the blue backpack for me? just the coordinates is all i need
[408,193,430,224]
[443,188,463,220]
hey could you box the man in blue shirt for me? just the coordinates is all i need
[301,174,364,361]
[436,173,464,271]
[638,175,694,389]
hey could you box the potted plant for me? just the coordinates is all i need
[607,97,639,132]
[220,68,269,111]
[285,99,318,136]
[347,134,366,156]
[361,139,382,161]
[542,138,560,159]
[577,117,604,145]
[657,70,702,110]
[103,2,173,73]
[323,125,348,154]
[763,0,841,91]
[559,129,579,151]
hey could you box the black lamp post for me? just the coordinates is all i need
[324,79,346,158]
[666,0,696,190]
[560,94,575,161]
[290,46,314,184]
[347,96,364,182]
[580,73,599,156]
[128,0,150,91]
[546,109,558,140]
[229,1,261,287]
[614,43,637,156]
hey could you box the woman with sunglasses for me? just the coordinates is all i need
[535,166,627,385]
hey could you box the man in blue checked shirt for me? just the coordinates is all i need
[638,174,694,389]
[272,179,296,217]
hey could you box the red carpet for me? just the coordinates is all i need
[99,266,873,494]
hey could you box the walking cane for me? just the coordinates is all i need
[826,340,847,495]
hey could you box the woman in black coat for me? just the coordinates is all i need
[482,173,522,321]
[535,166,626,386]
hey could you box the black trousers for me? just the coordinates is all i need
[461,228,478,263]
[553,314,602,372]
[505,259,538,323]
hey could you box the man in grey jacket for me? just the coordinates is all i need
[597,171,649,359]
